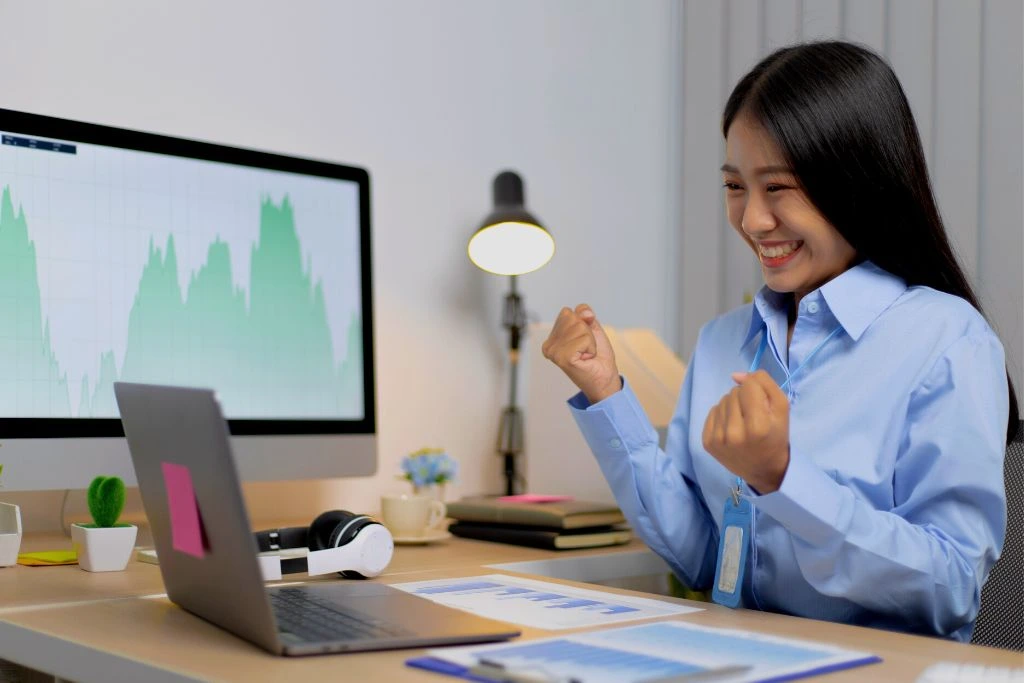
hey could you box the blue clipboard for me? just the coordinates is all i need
[405,652,885,683]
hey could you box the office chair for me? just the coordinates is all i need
[970,419,1023,651]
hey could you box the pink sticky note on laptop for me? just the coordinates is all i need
[498,494,574,503]
[161,462,208,558]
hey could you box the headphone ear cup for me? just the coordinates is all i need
[306,510,390,579]
[329,514,376,549]
[308,510,352,551]
[332,516,379,578]
[341,523,393,579]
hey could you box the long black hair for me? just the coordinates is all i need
[723,40,1019,444]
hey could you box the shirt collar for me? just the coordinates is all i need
[820,261,907,340]
[742,287,787,348]
[742,261,907,347]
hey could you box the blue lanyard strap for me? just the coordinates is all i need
[749,332,769,374]
[750,325,843,389]
[734,323,843,497]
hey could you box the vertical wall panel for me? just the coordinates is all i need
[979,0,1024,408]
[763,0,803,49]
[723,0,765,310]
[664,0,686,353]
[885,0,935,166]
[679,1,727,356]
[932,0,981,279]
[843,0,886,52]
[802,0,843,39]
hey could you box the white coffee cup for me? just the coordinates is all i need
[380,494,446,537]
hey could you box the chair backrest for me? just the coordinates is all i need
[971,419,1024,651]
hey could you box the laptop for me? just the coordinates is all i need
[113,381,520,656]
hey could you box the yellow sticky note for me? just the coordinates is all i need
[17,550,78,566]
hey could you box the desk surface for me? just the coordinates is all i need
[3,528,651,609]
[2,531,1021,682]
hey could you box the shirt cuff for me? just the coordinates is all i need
[751,452,851,545]
[567,377,658,454]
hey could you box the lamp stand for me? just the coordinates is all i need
[497,275,526,496]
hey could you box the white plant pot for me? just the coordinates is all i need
[71,523,138,572]
[0,502,22,567]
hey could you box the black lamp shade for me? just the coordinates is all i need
[468,171,554,276]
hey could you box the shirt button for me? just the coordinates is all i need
[806,301,820,314]
[609,438,622,449]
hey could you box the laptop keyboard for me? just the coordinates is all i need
[270,587,414,643]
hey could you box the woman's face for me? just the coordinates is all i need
[723,114,857,303]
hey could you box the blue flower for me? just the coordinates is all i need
[400,449,457,488]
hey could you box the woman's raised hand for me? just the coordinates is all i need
[541,304,622,404]
[702,370,791,493]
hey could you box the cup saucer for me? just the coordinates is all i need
[391,529,452,545]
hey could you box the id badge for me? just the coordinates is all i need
[711,494,752,608]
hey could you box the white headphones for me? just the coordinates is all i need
[253,510,394,580]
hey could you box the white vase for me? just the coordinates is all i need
[0,502,22,567]
[71,523,138,572]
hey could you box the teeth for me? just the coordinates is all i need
[759,242,800,258]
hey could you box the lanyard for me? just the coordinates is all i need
[731,323,843,502]
[714,320,844,607]
[750,324,843,390]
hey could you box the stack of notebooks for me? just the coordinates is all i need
[446,496,631,550]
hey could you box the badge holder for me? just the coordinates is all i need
[712,482,752,608]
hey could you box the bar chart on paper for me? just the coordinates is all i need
[0,133,364,419]
[412,621,881,683]
[391,574,701,629]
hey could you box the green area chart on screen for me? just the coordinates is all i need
[0,186,363,420]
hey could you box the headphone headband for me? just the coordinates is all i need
[254,526,309,553]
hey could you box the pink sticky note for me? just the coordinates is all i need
[498,494,575,504]
[161,462,207,558]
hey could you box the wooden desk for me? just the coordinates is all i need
[2,528,650,609]
[1,533,1021,682]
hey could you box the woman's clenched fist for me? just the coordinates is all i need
[541,304,622,404]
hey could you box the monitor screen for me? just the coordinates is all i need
[0,108,376,490]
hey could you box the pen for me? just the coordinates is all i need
[641,664,752,683]
[466,658,751,683]
[468,658,579,683]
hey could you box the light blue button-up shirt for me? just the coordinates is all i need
[569,262,1008,641]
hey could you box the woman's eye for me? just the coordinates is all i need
[722,182,743,191]
[765,184,791,193]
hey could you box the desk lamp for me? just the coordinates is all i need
[468,170,555,495]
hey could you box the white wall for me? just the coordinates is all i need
[677,0,1024,416]
[0,1,680,528]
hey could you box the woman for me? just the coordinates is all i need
[542,41,1017,641]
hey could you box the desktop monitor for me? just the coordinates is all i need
[0,108,376,491]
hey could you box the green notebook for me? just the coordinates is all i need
[445,497,625,529]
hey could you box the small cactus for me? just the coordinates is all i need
[87,476,126,528]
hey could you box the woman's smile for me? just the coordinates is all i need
[756,240,804,267]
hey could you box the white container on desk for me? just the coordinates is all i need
[0,502,22,567]
[71,522,137,572]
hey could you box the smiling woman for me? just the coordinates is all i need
[720,41,1018,435]
[542,40,1016,644]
